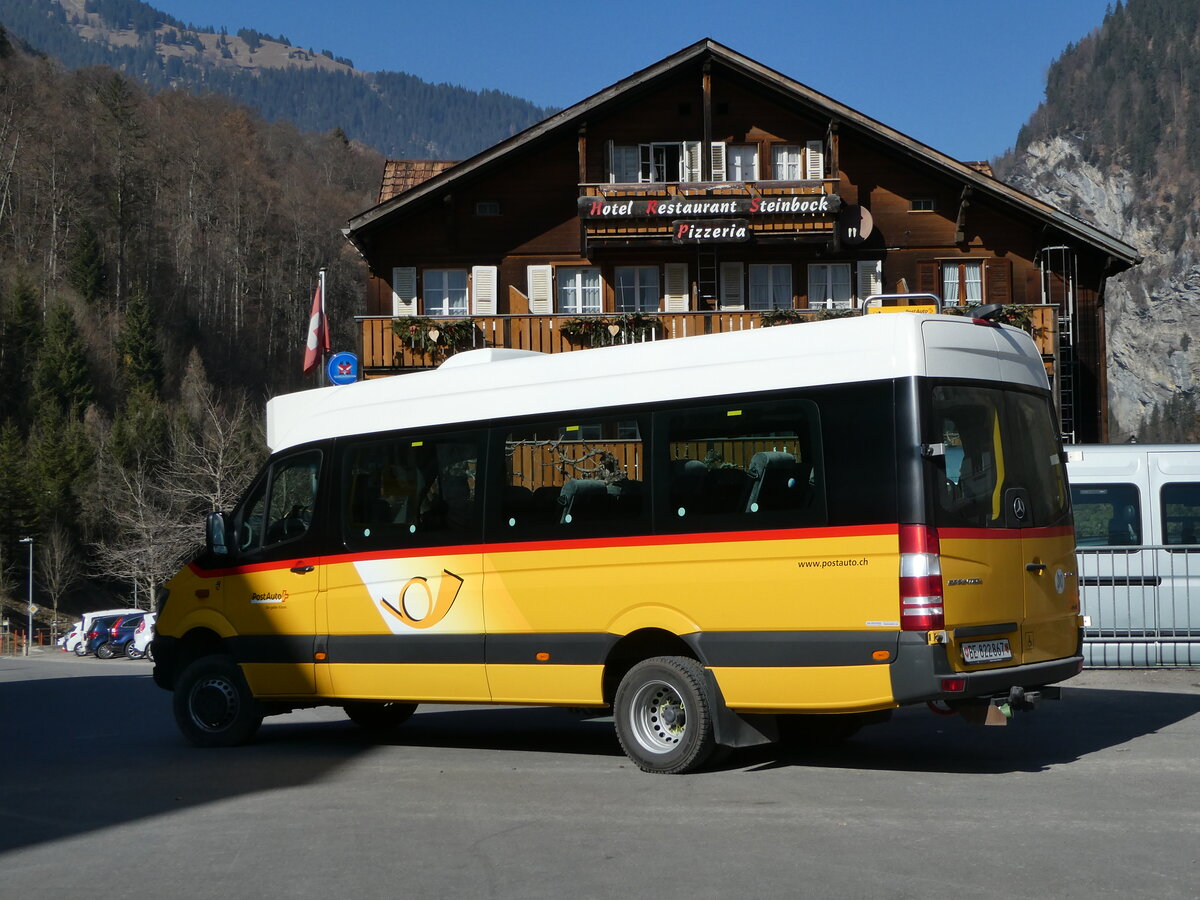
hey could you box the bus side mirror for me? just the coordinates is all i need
[207,511,231,557]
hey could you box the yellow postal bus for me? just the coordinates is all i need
[152,311,1082,773]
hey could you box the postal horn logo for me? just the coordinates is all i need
[379,569,464,630]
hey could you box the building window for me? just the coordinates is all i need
[641,143,682,183]
[771,144,801,180]
[941,260,983,306]
[557,267,601,314]
[748,263,792,310]
[424,269,468,316]
[726,144,758,181]
[911,198,935,212]
[475,200,501,216]
[807,263,853,308]
[615,266,660,313]
[611,145,640,183]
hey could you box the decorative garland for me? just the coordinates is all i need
[391,316,478,358]
[560,313,665,347]
[942,303,1046,339]
[759,307,856,326]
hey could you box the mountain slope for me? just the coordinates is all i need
[997,0,1200,440]
[0,0,553,158]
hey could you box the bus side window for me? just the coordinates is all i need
[500,418,645,537]
[1161,482,1200,549]
[238,450,322,554]
[340,432,482,550]
[1069,483,1141,547]
[659,398,824,531]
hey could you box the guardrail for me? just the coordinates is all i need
[1076,545,1200,667]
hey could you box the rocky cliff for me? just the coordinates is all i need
[1002,136,1195,440]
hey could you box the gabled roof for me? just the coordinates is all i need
[378,159,459,203]
[346,39,1140,268]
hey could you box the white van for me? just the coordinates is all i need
[1065,444,1200,666]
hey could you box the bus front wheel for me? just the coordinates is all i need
[614,656,717,774]
[173,655,263,748]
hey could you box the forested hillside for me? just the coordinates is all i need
[0,31,383,624]
[0,0,553,158]
[996,0,1200,439]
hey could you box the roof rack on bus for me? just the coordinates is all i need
[861,293,942,315]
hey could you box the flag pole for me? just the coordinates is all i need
[319,267,328,386]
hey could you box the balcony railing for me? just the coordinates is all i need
[357,305,1059,373]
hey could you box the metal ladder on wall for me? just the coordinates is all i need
[697,249,719,308]
[1040,246,1078,444]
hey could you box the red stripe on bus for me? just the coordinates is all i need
[189,523,901,576]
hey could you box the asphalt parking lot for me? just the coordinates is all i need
[2,652,1198,900]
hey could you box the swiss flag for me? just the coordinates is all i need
[302,278,330,376]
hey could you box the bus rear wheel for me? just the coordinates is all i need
[614,656,717,774]
[173,655,263,747]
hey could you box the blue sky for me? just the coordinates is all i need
[148,0,1114,161]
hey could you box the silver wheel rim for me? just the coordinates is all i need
[627,678,688,755]
[189,676,240,733]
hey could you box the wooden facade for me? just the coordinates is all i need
[345,40,1139,442]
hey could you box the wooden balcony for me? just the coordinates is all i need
[357,304,1060,374]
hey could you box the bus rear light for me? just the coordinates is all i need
[940,677,967,693]
[899,525,944,631]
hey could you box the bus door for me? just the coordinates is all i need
[930,385,1077,670]
[322,430,489,703]
[224,449,324,696]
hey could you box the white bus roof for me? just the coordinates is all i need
[268,313,1047,452]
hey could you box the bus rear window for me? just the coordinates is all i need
[930,385,1068,529]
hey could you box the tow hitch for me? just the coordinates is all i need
[934,685,1062,726]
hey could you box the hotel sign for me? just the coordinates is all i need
[579,193,842,219]
[672,219,749,243]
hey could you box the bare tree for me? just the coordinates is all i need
[37,521,81,639]
[91,451,196,611]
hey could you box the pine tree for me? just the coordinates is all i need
[116,288,163,393]
[32,303,93,421]
[0,278,45,430]
[0,421,35,549]
[67,221,108,304]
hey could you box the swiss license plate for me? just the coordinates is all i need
[962,639,1012,664]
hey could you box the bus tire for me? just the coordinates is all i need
[343,701,418,732]
[173,655,263,748]
[614,656,717,774]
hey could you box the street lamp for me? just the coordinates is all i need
[19,537,32,657]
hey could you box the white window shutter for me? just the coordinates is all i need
[856,260,882,306]
[527,265,553,315]
[392,266,417,317]
[606,139,614,183]
[663,262,690,312]
[805,140,825,180]
[719,262,745,310]
[709,142,727,181]
[679,141,699,182]
[472,265,497,315]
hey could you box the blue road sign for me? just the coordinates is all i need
[327,351,359,385]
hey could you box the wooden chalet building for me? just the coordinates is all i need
[344,39,1140,443]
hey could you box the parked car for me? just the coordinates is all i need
[101,613,145,659]
[82,614,125,657]
[127,612,156,660]
[60,621,82,653]
[74,609,136,657]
